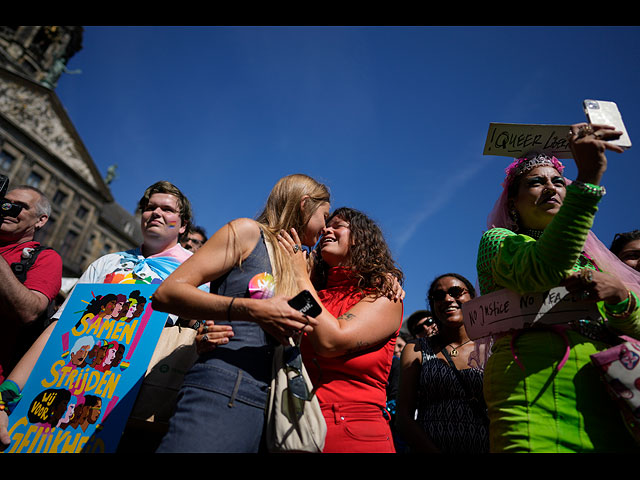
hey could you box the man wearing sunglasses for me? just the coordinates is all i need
[406,309,438,339]
[180,225,207,252]
[0,186,62,383]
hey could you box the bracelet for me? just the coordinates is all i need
[227,297,236,320]
[0,380,22,415]
[571,180,606,197]
[605,290,636,319]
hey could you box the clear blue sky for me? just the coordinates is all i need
[55,26,640,320]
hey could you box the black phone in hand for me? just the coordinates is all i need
[288,290,322,317]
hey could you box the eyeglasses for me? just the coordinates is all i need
[429,286,469,302]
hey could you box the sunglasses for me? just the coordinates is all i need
[411,317,435,336]
[187,237,204,246]
[283,345,315,402]
[420,317,435,328]
[429,286,469,302]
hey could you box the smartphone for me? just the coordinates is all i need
[288,290,322,318]
[583,99,632,149]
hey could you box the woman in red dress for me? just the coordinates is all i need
[279,207,404,453]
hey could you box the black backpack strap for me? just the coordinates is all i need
[7,244,58,371]
[10,245,51,283]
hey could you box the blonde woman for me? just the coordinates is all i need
[153,174,330,453]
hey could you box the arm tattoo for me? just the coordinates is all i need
[338,312,371,354]
[345,340,371,355]
[338,312,356,321]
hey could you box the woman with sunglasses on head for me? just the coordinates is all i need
[476,123,640,453]
[278,207,404,453]
[396,273,489,454]
[152,174,329,453]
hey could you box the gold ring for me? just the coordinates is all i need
[566,129,576,140]
[577,125,594,138]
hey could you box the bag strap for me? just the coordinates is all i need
[11,245,56,327]
[261,228,278,279]
[11,245,52,283]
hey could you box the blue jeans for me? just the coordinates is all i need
[156,360,270,453]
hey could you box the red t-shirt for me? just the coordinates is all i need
[0,241,62,380]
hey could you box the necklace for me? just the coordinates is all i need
[522,228,544,239]
[446,339,472,357]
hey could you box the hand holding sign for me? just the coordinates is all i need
[560,269,631,305]
[462,286,602,340]
[483,123,573,159]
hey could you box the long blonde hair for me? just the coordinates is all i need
[256,174,330,296]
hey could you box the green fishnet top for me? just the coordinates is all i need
[476,183,640,336]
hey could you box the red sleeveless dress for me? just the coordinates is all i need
[300,267,398,453]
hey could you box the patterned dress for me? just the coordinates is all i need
[416,337,489,453]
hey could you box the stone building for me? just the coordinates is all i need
[0,26,142,281]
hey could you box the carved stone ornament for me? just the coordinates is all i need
[0,76,97,187]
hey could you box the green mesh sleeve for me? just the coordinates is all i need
[477,183,599,295]
[476,184,640,335]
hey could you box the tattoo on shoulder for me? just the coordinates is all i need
[338,312,356,321]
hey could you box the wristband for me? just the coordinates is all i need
[604,290,637,319]
[571,180,606,198]
[0,380,22,415]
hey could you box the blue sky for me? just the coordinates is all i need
[55,26,640,319]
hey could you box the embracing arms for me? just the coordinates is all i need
[152,218,316,345]
[278,229,402,357]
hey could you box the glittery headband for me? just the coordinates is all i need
[503,154,565,187]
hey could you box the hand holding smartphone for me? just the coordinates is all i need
[583,99,632,149]
[288,290,322,318]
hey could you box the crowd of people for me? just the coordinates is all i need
[1,121,640,453]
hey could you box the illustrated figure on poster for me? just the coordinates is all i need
[65,401,88,430]
[94,342,120,372]
[69,336,95,368]
[27,389,71,429]
[56,395,77,429]
[79,395,101,433]
[121,290,145,323]
[111,344,125,368]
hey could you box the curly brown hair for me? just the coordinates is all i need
[313,207,403,298]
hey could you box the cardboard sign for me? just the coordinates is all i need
[483,123,573,158]
[6,283,166,453]
[462,286,602,340]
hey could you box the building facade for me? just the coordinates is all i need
[0,26,142,279]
